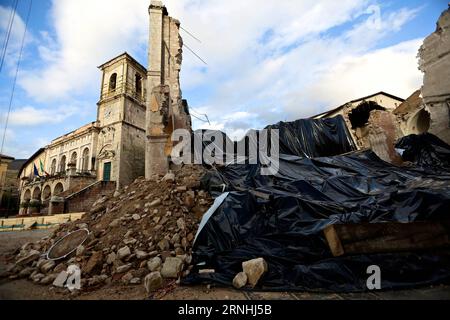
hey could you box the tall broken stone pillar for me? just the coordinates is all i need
[146,0,191,179]
[147,85,171,176]
[418,6,450,145]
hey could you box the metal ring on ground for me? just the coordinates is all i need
[46,228,90,261]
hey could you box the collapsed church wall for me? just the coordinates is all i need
[146,1,192,179]
[339,102,404,164]
[367,110,404,165]
[393,90,429,137]
[329,6,450,165]
[418,7,450,145]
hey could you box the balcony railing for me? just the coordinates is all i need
[21,170,97,187]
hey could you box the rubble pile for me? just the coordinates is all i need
[3,165,213,294]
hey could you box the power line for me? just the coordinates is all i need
[190,112,210,124]
[1,0,16,58]
[0,0,19,73]
[183,43,207,65]
[0,0,32,160]
[0,0,18,72]
[180,25,201,43]
[191,109,209,122]
[189,107,203,116]
[179,26,210,124]
[189,108,211,125]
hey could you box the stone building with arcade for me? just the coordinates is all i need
[17,53,148,215]
[17,1,192,216]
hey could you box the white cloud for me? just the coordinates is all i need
[18,0,149,102]
[17,0,373,101]
[174,1,423,126]
[296,39,424,117]
[2,105,79,126]
[1,135,50,159]
[168,0,372,88]
[8,0,428,152]
[0,5,29,73]
[191,108,266,140]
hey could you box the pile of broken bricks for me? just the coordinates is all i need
[2,165,214,295]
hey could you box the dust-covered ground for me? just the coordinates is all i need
[1,229,449,300]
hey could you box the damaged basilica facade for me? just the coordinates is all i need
[17,1,191,216]
[313,8,450,165]
[15,3,450,216]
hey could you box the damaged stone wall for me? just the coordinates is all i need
[146,1,192,179]
[393,90,431,137]
[146,85,171,176]
[367,110,404,165]
[340,101,403,164]
[321,92,404,153]
[349,9,450,165]
[418,7,450,145]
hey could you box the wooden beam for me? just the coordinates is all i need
[324,221,450,257]
[323,224,345,257]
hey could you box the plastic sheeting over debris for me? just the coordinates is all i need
[395,133,450,169]
[190,115,355,164]
[265,116,356,158]
[184,118,450,292]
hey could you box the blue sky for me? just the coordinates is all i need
[0,0,448,159]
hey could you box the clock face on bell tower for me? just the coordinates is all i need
[100,104,115,126]
[104,108,112,119]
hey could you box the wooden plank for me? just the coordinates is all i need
[323,225,345,257]
[324,221,450,257]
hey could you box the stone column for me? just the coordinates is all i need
[28,199,41,216]
[148,1,164,91]
[145,1,192,179]
[67,162,77,190]
[146,85,170,178]
[19,200,29,216]
[49,196,65,215]
[67,162,76,176]
[146,1,167,179]
[146,135,169,178]
[418,7,450,145]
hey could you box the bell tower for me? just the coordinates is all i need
[145,1,192,179]
[96,53,148,187]
[97,53,147,127]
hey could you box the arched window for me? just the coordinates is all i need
[59,155,66,173]
[109,73,117,92]
[23,189,31,202]
[82,148,90,171]
[54,183,64,196]
[70,152,77,166]
[32,187,41,200]
[410,109,431,134]
[135,74,142,96]
[42,185,51,201]
[50,159,57,175]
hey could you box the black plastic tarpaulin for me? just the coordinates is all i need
[395,132,450,169]
[189,115,356,164]
[184,118,450,292]
[265,116,356,158]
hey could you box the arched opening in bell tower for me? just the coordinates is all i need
[109,73,117,92]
